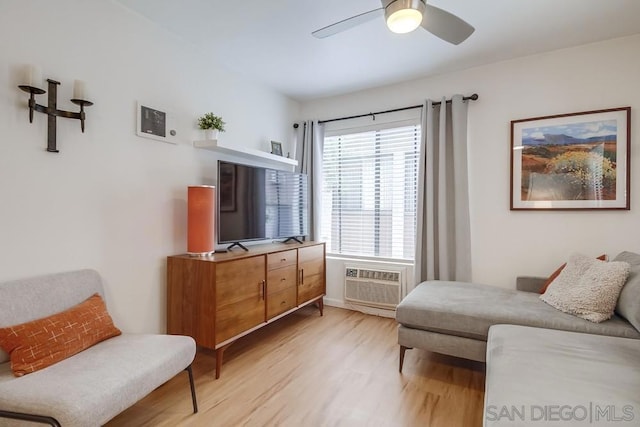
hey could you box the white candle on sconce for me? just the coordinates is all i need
[23,65,42,88]
[73,80,86,100]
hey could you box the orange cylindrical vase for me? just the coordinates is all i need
[187,186,216,256]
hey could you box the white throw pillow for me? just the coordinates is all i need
[540,253,630,323]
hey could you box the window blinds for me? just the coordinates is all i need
[321,124,421,260]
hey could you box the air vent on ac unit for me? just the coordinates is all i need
[344,265,404,309]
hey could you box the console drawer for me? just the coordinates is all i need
[267,287,296,319]
[267,250,297,270]
[267,265,298,295]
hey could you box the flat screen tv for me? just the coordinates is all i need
[217,160,309,247]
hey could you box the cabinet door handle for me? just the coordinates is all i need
[260,280,265,300]
[300,269,304,285]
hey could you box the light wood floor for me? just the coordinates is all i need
[107,306,485,427]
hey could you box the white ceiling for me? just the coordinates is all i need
[115,0,640,101]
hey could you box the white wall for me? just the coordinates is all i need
[0,0,298,333]
[301,34,640,293]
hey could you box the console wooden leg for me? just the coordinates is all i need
[399,345,411,372]
[215,343,233,379]
[317,298,324,316]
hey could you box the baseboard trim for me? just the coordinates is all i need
[323,297,396,319]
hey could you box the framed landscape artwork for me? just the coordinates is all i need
[511,107,630,210]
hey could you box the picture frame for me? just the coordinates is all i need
[219,162,236,212]
[136,102,179,144]
[511,107,630,210]
[271,141,283,156]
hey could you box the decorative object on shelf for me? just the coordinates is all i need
[204,129,218,140]
[136,102,178,144]
[187,186,216,256]
[270,140,283,156]
[511,107,631,210]
[197,112,225,140]
[17,65,93,153]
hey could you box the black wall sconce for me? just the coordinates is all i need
[18,66,93,153]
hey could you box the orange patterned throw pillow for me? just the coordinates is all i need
[0,294,121,376]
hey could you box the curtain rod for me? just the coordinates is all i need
[293,93,478,127]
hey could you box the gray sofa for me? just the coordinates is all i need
[0,269,198,427]
[396,251,640,366]
[484,324,640,426]
[397,251,640,426]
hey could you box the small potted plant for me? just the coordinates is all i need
[197,112,226,140]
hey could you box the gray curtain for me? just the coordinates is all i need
[295,120,324,241]
[414,95,471,286]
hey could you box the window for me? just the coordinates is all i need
[321,123,421,260]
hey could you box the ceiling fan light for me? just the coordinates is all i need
[386,8,422,33]
[384,0,425,34]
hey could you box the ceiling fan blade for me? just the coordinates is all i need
[312,8,384,39]
[421,3,474,45]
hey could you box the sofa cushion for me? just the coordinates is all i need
[0,333,196,427]
[484,325,640,426]
[538,254,607,294]
[613,251,640,333]
[396,281,640,341]
[540,253,630,322]
[0,294,121,376]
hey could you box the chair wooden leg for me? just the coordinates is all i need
[185,365,198,413]
[399,345,411,372]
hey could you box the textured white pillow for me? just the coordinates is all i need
[540,253,630,322]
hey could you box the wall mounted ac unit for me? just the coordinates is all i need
[344,265,404,309]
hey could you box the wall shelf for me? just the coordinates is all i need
[194,139,298,167]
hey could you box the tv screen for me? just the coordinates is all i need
[217,161,309,244]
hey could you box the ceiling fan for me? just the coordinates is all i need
[312,0,474,45]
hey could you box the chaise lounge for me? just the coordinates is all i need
[396,251,640,367]
[484,324,640,426]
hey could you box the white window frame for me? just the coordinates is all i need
[321,109,422,262]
